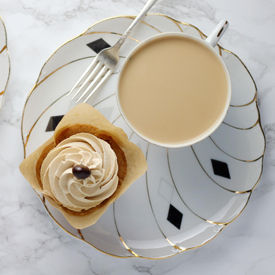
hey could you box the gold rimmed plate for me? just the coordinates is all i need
[21,14,265,259]
[0,16,10,109]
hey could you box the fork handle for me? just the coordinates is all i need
[113,0,158,50]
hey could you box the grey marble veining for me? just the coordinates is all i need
[0,0,275,274]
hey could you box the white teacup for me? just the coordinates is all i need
[117,20,231,148]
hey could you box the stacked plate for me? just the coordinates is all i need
[0,17,10,109]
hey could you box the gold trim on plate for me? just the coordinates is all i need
[223,119,259,130]
[0,16,7,44]
[0,16,10,101]
[209,135,264,163]
[0,44,7,54]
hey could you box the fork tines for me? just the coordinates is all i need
[68,56,112,103]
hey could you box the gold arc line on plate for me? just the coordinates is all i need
[151,13,206,39]
[0,53,10,101]
[209,135,264,163]
[0,16,11,106]
[0,45,7,54]
[119,237,139,257]
[190,146,262,194]
[230,91,257,108]
[255,101,267,159]
[227,95,261,131]
[222,47,258,93]
[222,119,259,131]
[167,148,241,225]
[165,238,182,251]
[219,46,223,56]
[249,98,266,191]
[77,229,84,240]
[0,16,8,46]
[226,97,262,138]
[20,14,266,259]
[112,204,139,257]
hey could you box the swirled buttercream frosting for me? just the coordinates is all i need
[41,133,119,212]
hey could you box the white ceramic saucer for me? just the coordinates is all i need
[21,14,265,259]
[0,16,10,109]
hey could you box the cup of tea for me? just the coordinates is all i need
[117,20,231,148]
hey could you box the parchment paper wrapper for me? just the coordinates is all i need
[20,103,147,229]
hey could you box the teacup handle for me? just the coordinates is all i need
[206,19,229,47]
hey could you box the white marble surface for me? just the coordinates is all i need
[0,0,275,274]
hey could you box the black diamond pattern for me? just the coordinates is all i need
[211,159,231,179]
[46,115,64,132]
[87,38,111,53]
[167,204,183,230]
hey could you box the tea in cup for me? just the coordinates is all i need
[118,20,231,148]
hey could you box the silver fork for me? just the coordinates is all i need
[68,0,157,104]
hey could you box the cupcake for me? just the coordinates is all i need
[20,103,147,229]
